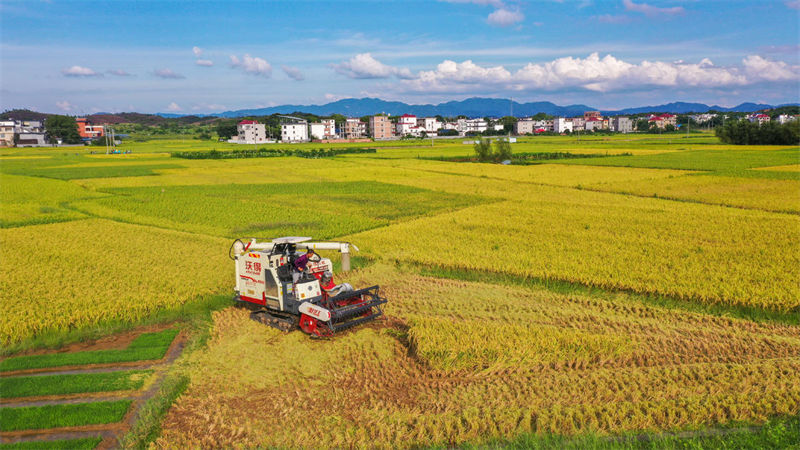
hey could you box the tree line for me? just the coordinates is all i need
[715,120,799,145]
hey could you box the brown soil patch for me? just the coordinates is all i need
[0,422,125,439]
[0,390,141,406]
[2,330,186,377]
[5,323,174,358]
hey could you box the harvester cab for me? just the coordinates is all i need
[230,237,387,337]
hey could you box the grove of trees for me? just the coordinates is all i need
[715,120,799,145]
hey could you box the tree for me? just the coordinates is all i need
[716,119,799,145]
[493,139,512,161]
[45,115,81,144]
[474,138,492,161]
[532,112,552,120]
[499,116,518,133]
[215,120,238,140]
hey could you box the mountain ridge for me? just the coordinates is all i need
[157,97,797,119]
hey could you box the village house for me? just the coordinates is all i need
[343,118,367,139]
[553,117,573,133]
[309,119,336,140]
[280,119,308,142]
[648,113,677,129]
[233,119,268,144]
[747,113,771,125]
[369,115,393,139]
[75,118,105,140]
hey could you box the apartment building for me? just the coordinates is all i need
[369,115,393,139]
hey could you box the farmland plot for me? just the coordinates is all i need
[155,266,800,448]
[349,185,800,312]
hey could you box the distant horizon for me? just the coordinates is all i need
[5,96,799,118]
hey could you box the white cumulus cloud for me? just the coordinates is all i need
[196,59,214,67]
[741,55,798,82]
[153,68,186,79]
[623,0,684,17]
[282,65,305,81]
[192,46,203,57]
[230,54,272,77]
[331,53,413,79]
[56,100,75,111]
[443,0,525,27]
[166,102,182,111]
[487,7,524,27]
[62,66,100,77]
[393,53,799,94]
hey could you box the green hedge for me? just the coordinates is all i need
[171,147,376,159]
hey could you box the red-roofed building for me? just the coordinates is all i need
[75,118,105,139]
[747,113,771,125]
[648,113,677,129]
[585,116,605,131]
[396,114,418,135]
[234,119,267,143]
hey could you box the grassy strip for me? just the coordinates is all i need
[0,437,102,450]
[1,294,230,357]
[171,147,376,159]
[462,414,799,449]
[0,370,153,399]
[120,286,224,449]
[119,373,190,448]
[0,329,178,373]
[0,400,132,432]
[412,264,799,325]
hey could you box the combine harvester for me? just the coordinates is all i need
[230,237,387,337]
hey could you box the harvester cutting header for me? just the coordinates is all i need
[230,237,387,337]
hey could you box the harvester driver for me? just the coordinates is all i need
[292,248,316,284]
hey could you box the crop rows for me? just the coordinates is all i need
[348,184,800,312]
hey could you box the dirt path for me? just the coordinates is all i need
[0,333,186,448]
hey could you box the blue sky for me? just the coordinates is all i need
[1,0,798,114]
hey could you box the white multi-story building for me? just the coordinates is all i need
[515,119,534,135]
[610,117,632,133]
[0,121,15,146]
[396,114,417,136]
[418,117,442,133]
[533,120,553,132]
[585,117,604,131]
[281,121,309,142]
[691,113,718,124]
[308,119,337,140]
[233,120,268,144]
[464,118,487,133]
[747,113,771,125]
[777,114,797,124]
[553,118,573,134]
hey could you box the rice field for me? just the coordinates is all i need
[154,265,800,448]
[1,133,798,447]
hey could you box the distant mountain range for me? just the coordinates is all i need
[158,97,799,119]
